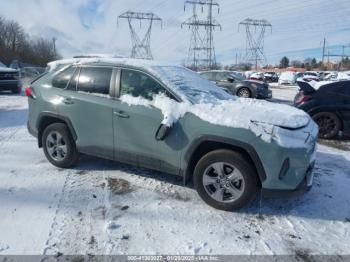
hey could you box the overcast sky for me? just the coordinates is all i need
[1,0,350,65]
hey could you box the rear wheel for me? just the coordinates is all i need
[42,123,79,168]
[237,87,251,98]
[313,112,341,139]
[194,150,258,211]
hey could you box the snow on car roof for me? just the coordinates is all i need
[47,57,174,71]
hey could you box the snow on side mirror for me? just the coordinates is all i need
[155,124,171,141]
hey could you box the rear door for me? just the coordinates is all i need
[58,66,116,159]
[112,68,186,174]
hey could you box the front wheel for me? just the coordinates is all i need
[312,112,341,139]
[237,87,251,98]
[42,123,79,168]
[194,150,258,211]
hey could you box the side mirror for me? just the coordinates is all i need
[155,124,171,141]
[227,77,234,83]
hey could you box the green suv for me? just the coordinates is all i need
[26,58,318,210]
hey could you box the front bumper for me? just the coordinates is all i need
[262,162,315,198]
[257,88,272,99]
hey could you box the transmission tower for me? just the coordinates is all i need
[239,18,272,70]
[182,0,221,71]
[118,11,162,60]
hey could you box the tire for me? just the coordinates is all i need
[12,86,21,94]
[237,87,251,98]
[42,123,79,168]
[193,149,258,211]
[312,112,341,139]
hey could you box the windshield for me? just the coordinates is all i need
[151,65,233,104]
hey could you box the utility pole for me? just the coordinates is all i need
[118,11,162,60]
[52,37,57,58]
[238,18,272,70]
[322,37,326,65]
[182,0,221,71]
[322,40,350,70]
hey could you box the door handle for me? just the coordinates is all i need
[113,111,129,118]
[62,97,74,105]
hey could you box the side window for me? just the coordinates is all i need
[52,67,76,89]
[202,72,214,80]
[66,67,80,91]
[216,72,228,81]
[120,69,170,100]
[77,67,112,95]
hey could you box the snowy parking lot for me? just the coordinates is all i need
[0,86,350,257]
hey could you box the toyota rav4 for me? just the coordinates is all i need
[26,58,318,210]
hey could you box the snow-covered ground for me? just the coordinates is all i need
[0,91,349,256]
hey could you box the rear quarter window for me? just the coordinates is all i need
[52,67,76,89]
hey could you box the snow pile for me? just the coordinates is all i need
[120,93,312,148]
[121,94,188,126]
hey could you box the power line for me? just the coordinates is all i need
[181,0,221,71]
[238,18,272,70]
[118,11,162,60]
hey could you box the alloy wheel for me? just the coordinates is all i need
[46,131,68,161]
[237,88,250,98]
[202,162,245,203]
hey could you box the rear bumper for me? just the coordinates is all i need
[27,120,38,138]
[262,163,314,198]
[0,80,20,90]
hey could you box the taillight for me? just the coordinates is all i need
[295,93,311,104]
[25,86,36,99]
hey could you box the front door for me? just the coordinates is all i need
[113,68,187,174]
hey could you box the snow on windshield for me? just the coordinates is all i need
[149,66,233,104]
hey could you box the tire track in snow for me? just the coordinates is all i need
[43,170,108,255]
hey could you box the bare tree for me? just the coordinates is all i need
[0,16,60,67]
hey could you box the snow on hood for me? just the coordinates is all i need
[189,98,309,129]
[120,94,312,148]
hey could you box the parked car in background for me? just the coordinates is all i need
[264,72,279,83]
[20,67,46,79]
[296,72,320,82]
[0,61,21,94]
[26,58,317,210]
[295,80,350,139]
[278,71,296,85]
[249,72,264,81]
[337,72,350,81]
[199,70,272,99]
